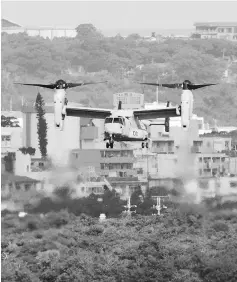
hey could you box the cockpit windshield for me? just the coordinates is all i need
[105,117,124,125]
[113,118,124,125]
[105,118,113,124]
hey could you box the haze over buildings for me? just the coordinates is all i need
[2,1,237,36]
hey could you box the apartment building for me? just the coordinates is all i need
[193,22,237,41]
[2,26,77,40]
[22,105,80,161]
[1,127,23,157]
[69,148,147,198]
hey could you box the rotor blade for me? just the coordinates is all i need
[14,82,56,89]
[188,83,217,90]
[140,82,182,89]
[67,81,108,89]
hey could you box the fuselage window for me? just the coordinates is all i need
[105,118,113,124]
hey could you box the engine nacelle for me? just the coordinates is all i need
[54,89,66,130]
[181,89,193,130]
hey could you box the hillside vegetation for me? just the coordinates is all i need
[1,24,237,124]
[2,205,237,282]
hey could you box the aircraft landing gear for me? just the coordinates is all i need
[142,142,149,148]
[106,140,114,149]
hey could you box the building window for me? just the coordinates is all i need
[25,184,30,191]
[225,141,229,149]
[1,135,11,147]
[212,168,218,176]
[16,184,21,190]
[230,181,237,188]
[39,162,44,167]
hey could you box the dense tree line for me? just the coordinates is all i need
[1,24,237,124]
[2,203,237,281]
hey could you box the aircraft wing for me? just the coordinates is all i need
[66,106,112,119]
[133,106,181,120]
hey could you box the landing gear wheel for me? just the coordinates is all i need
[146,142,149,148]
[142,142,144,148]
[106,141,114,149]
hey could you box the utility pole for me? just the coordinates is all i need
[123,196,137,216]
[151,196,169,215]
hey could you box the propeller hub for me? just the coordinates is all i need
[183,80,192,90]
[55,79,67,89]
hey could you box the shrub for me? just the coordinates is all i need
[85,225,104,236]
[46,210,71,228]
[211,221,229,232]
[36,249,60,268]
[26,219,40,231]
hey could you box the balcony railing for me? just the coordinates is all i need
[152,148,174,154]
[101,157,134,163]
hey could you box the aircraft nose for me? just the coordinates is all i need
[105,123,122,134]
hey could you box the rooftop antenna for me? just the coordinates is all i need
[123,195,137,216]
[151,196,169,215]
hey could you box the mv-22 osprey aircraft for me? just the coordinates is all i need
[15,79,216,149]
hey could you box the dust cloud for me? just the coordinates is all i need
[174,129,202,204]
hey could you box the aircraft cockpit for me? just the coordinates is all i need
[105,117,125,125]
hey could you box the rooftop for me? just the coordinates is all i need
[1,172,40,185]
[2,26,76,31]
[194,22,237,27]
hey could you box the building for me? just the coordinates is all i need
[193,22,237,41]
[69,148,147,199]
[22,105,80,162]
[113,92,144,109]
[2,26,77,40]
[1,171,41,209]
[133,151,158,180]
[197,135,232,153]
[1,127,23,157]
[229,157,237,175]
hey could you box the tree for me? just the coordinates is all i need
[35,92,48,158]
[102,189,124,217]
[76,23,103,41]
[1,115,20,127]
[19,147,36,156]
[3,152,16,173]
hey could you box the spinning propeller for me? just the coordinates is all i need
[140,79,217,90]
[14,79,107,90]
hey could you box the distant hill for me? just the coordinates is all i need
[1,19,21,28]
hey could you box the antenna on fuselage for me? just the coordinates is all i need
[118,100,122,110]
